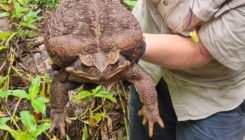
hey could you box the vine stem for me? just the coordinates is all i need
[10,98,22,131]
[116,83,129,138]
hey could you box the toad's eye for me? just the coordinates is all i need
[81,63,89,70]
[111,59,119,66]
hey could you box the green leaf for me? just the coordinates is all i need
[123,1,137,6]
[10,90,30,99]
[1,112,35,139]
[44,73,52,83]
[12,130,34,140]
[36,96,49,103]
[13,1,22,18]
[0,76,8,84]
[20,22,38,30]
[0,46,6,50]
[0,32,11,40]
[82,124,88,140]
[0,121,16,133]
[74,91,93,102]
[31,123,51,137]
[94,92,116,102]
[26,23,38,29]
[0,3,9,11]
[84,96,92,108]
[29,76,40,100]
[0,117,11,124]
[0,122,20,140]
[0,90,10,97]
[19,7,30,13]
[31,98,47,115]
[13,0,20,12]
[5,32,17,47]
[40,118,52,123]
[13,11,22,18]
[0,12,9,18]
[23,9,41,23]
[94,113,103,123]
[0,76,8,85]
[82,120,89,124]
[20,111,37,132]
[92,85,102,94]
[66,135,71,140]
[123,0,137,9]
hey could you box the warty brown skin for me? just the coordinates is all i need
[45,0,163,139]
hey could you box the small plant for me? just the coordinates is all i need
[0,0,58,39]
[0,76,51,140]
[42,0,59,9]
[0,111,50,140]
[73,85,116,139]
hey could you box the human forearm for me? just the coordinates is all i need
[141,33,213,69]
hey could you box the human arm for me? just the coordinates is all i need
[140,0,245,70]
[141,33,213,69]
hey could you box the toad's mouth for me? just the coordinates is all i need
[66,61,130,82]
[65,52,131,83]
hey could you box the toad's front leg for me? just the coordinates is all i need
[124,65,164,137]
[49,70,72,139]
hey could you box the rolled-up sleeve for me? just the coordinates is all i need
[197,2,245,70]
[191,0,227,21]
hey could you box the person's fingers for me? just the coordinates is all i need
[122,81,133,87]
[83,83,98,90]
[65,81,81,90]
[65,81,99,91]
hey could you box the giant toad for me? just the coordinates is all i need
[45,0,164,138]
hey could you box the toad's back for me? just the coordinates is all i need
[45,0,143,67]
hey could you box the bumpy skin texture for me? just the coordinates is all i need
[45,0,163,138]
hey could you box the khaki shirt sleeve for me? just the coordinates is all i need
[196,1,245,70]
[191,0,227,21]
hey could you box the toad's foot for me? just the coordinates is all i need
[138,104,164,137]
[124,65,164,137]
[49,107,72,139]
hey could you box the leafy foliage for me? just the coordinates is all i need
[0,76,50,139]
[0,0,57,139]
